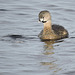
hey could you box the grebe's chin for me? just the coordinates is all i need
[38,10,68,41]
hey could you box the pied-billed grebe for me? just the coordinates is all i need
[38,10,68,41]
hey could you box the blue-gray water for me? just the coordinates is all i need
[0,0,75,75]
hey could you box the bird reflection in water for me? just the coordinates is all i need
[40,40,62,74]
[43,41,55,55]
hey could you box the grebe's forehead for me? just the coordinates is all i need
[39,10,51,18]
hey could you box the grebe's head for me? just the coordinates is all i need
[39,10,51,23]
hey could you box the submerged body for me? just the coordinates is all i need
[38,10,68,41]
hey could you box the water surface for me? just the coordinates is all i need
[0,0,75,75]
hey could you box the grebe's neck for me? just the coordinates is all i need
[43,20,52,33]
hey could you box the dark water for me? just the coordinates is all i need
[0,0,75,75]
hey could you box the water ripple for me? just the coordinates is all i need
[0,9,9,11]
